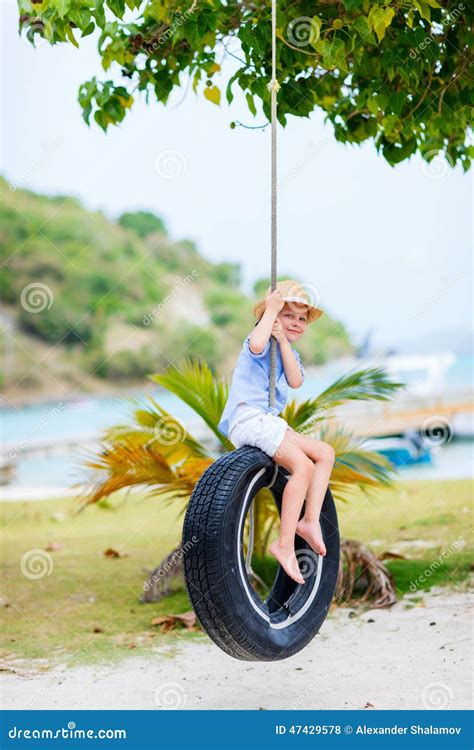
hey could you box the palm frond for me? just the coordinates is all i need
[102,397,210,462]
[78,439,181,507]
[319,425,395,503]
[282,367,404,433]
[150,357,233,450]
[315,366,405,410]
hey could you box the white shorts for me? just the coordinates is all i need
[228,403,289,459]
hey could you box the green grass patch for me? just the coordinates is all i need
[1,479,472,668]
[385,553,472,597]
[1,494,206,667]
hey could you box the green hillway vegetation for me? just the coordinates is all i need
[1,479,471,667]
[0,176,351,398]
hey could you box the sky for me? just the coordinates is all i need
[1,1,472,352]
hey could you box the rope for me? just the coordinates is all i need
[267,0,279,409]
[247,1,279,576]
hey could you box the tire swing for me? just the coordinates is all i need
[182,0,340,661]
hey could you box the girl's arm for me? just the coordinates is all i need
[249,290,285,354]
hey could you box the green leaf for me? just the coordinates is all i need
[368,6,395,43]
[204,85,220,106]
[65,23,79,47]
[106,0,125,19]
[413,0,431,22]
[192,70,201,94]
[81,21,95,37]
[69,8,91,30]
[322,37,347,72]
[353,16,374,43]
[246,92,257,116]
[52,0,71,19]
[309,16,322,49]
[94,109,108,131]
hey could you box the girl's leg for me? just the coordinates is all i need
[267,429,315,584]
[286,430,336,556]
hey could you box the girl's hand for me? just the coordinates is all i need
[271,318,286,342]
[265,289,285,315]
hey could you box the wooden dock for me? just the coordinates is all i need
[334,393,474,438]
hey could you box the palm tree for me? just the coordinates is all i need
[78,358,404,607]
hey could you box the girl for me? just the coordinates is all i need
[217,279,336,586]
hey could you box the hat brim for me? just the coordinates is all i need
[253,299,323,323]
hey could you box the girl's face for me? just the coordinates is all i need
[277,303,308,342]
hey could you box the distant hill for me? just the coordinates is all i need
[0,177,353,403]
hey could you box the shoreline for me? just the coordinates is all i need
[1,363,330,411]
[1,472,472,502]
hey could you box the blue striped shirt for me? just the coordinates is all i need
[217,335,305,438]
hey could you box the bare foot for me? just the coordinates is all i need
[268,540,305,585]
[295,518,327,557]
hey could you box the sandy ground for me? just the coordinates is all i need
[1,586,472,711]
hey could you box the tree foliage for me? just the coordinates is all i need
[119,210,167,237]
[17,0,473,168]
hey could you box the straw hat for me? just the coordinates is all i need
[253,279,323,323]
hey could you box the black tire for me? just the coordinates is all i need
[182,446,340,661]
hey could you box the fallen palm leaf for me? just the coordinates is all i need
[44,541,63,552]
[103,548,129,558]
[336,538,397,608]
[379,550,407,560]
[151,610,199,632]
